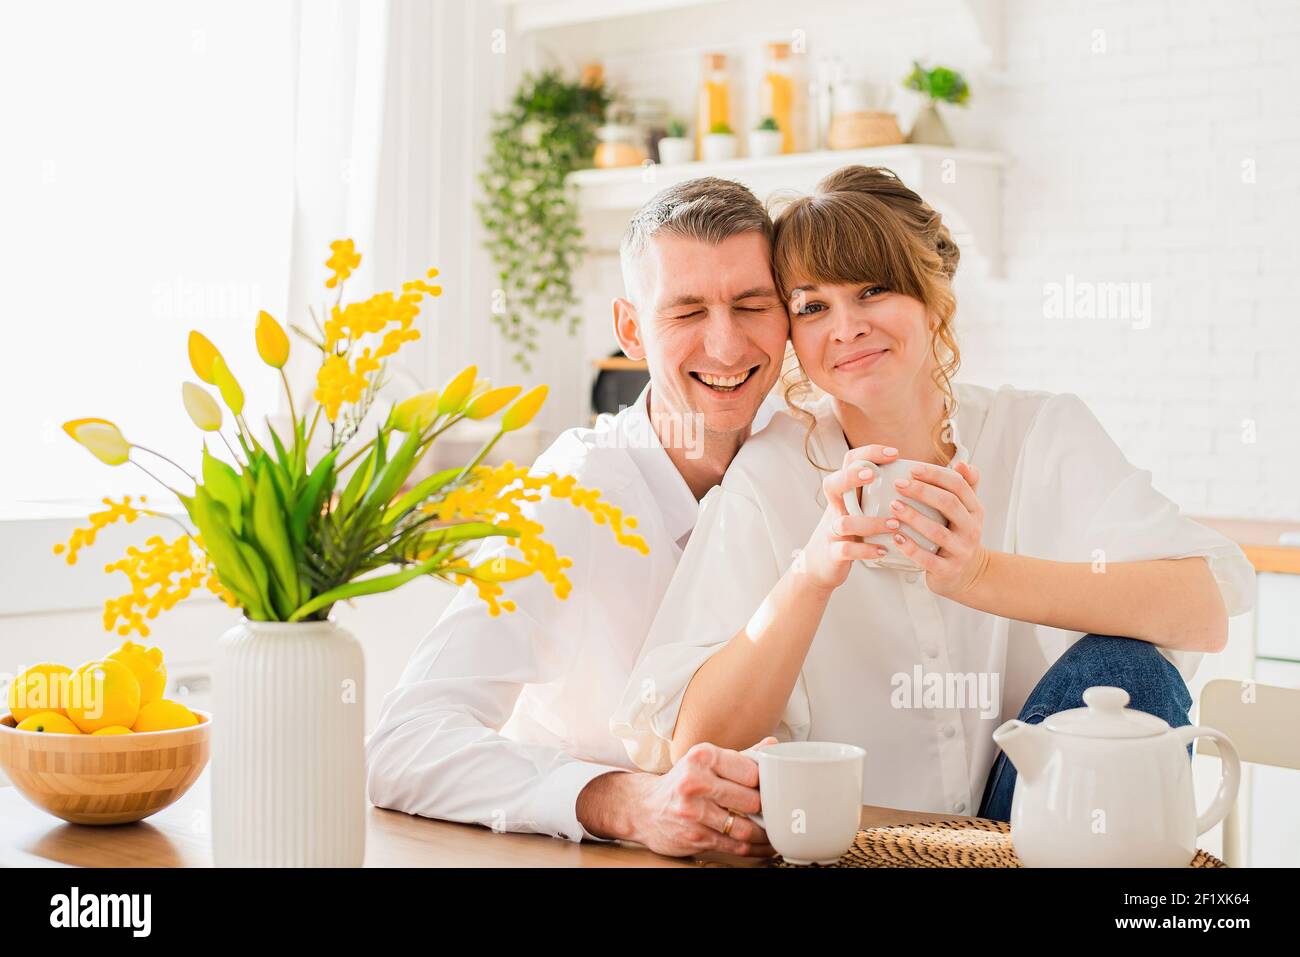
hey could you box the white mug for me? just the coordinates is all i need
[842,458,954,572]
[743,741,865,865]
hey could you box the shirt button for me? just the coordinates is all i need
[954,801,967,813]
[904,572,919,584]
[923,646,938,659]
[943,724,956,738]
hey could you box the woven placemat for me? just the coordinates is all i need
[766,818,1226,868]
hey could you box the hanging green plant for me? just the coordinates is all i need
[477,70,611,370]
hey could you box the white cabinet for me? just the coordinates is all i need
[1249,658,1300,867]
[1190,570,1300,867]
[1256,572,1300,661]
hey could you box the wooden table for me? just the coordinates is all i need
[0,773,966,868]
[1194,516,1300,576]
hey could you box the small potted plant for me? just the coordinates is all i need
[749,116,784,158]
[903,61,970,146]
[701,120,738,162]
[658,119,694,165]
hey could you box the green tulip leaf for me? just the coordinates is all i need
[253,463,300,614]
[201,446,245,536]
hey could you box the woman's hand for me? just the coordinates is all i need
[801,445,901,593]
[889,461,991,599]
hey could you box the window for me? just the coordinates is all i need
[0,0,294,507]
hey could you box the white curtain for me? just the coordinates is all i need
[282,0,391,419]
[283,0,514,435]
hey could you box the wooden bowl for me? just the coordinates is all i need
[0,709,210,825]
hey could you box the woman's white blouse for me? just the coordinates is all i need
[610,383,1255,815]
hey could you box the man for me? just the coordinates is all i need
[365,178,789,857]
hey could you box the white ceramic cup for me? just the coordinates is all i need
[842,458,954,572]
[742,741,865,865]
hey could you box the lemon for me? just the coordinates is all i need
[7,663,73,722]
[107,640,168,704]
[16,711,82,734]
[132,699,198,732]
[65,659,141,733]
[91,725,133,735]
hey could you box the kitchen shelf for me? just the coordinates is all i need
[504,0,726,33]
[569,145,1007,276]
[593,356,648,371]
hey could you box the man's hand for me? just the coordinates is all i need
[576,739,778,858]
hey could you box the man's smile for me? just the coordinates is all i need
[688,364,761,393]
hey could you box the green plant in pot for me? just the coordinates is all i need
[749,116,783,158]
[477,70,611,370]
[903,61,970,147]
[658,118,694,165]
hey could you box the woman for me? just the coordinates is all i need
[610,166,1254,824]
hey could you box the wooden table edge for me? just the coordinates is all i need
[0,775,975,868]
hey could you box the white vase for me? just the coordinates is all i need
[656,136,695,165]
[212,618,366,867]
[701,133,738,162]
[748,129,784,158]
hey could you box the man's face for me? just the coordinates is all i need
[622,231,788,437]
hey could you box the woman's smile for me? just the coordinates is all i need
[832,347,888,372]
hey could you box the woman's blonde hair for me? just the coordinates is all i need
[771,166,962,470]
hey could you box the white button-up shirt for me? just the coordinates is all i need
[366,383,781,841]
[612,383,1256,816]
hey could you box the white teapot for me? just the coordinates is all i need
[992,686,1241,867]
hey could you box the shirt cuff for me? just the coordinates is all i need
[530,760,629,843]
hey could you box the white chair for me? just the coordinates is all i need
[1196,678,1300,866]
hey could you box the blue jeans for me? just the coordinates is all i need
[977,633,1194,822]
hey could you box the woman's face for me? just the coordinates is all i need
[787,280,935,408]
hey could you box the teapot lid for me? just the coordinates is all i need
[1041,686,1170,738]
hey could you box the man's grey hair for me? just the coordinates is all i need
[619,177,773,305]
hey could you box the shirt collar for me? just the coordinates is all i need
[615,383,699,548]
[811,390,973,466]
[940,401,972,466]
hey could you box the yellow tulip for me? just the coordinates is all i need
[62,417,118,441]
[465,385,522,420]
[255,310,289,369]
[471,558,534,582]
[210,354,244,416]
[182,382,223,432]
[500,385,548,432]
[188,331,223,385]
[391,389,440,432]
[67,421,130,466]
[437,365,477,415]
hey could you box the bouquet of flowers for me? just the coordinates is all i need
[57,241,647,637]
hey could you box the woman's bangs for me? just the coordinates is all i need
[773,196,915,300]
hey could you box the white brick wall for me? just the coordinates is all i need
[962,0,1300,520]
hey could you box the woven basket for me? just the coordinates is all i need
[767,818,1226,868]
[827,111,906,150]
